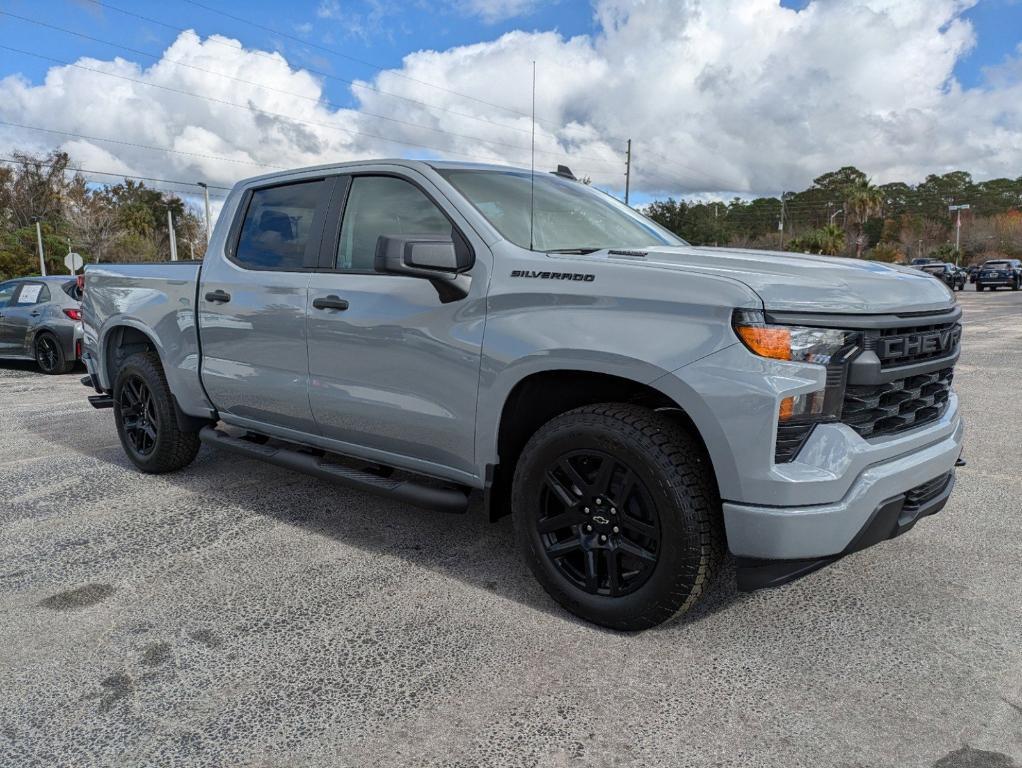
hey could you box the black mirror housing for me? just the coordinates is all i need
[374,234,473,303]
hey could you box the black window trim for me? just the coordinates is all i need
[225,176,339,274]
[314,171,475,275]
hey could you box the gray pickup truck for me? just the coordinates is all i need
[82,160,964,629]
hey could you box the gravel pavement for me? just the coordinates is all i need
[1,289,1020,767]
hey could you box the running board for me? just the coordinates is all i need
[198,426,469,514]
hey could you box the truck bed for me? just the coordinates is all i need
[82,261,211,418]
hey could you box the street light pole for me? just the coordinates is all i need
[167,209,179,262]
[196,181,212,243]
[31,216,46,276]
[624,139,632,207]
[949,203,970,266]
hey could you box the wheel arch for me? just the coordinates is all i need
[484,367,720,521]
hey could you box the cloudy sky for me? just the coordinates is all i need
[1,0,1021,205]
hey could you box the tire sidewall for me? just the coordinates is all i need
[113,355,178,471]
[513,415,704,628]
[34,333,66,374]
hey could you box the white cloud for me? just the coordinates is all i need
[1,0,1021,200]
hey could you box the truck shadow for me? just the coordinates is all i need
[23,409,743,633]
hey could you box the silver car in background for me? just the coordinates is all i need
[0,276,83,374]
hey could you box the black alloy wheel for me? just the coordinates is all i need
[537,449,660,597]
[118,373,160,457]
[35,334,63,374]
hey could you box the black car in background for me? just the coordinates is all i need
[975,259,1022,291]
[0,275,83,374]
[917,262,967,291]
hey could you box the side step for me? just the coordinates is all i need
[88,394,114,409]
[198,426,469,514]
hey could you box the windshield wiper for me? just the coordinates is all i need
[543,247,602,254]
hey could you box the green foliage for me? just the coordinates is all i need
[868,243,904,263]
[645,164,1022,261]
[0,149,205,280]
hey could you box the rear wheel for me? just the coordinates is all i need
[34,332,74,375]
[113,351,200,473]
[512,404,724,631]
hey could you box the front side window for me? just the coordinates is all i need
[235,180,326,270]
[0,282,15,308]
[336,176,452,271]
[439,169,685,252]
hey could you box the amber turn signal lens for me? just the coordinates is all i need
[778,396,795,421]
[735,325,791,361]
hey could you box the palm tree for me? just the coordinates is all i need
[817,224,846,256]
[845,179,884,258]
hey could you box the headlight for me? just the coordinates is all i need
[733,310,861,462]
[732,310,853,365]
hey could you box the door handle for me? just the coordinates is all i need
[30,311,41,317]
[204,289,231,303]
[312,295,349,311]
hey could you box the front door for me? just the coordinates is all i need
[198,176,335,434]
[306,171,487,479]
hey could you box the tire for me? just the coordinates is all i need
[34,332,74,375]
[113,350,200,473]
[512,403,724,631]
[1013,280,1020,292]
[977,285,984,292]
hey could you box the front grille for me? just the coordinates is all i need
[864,321,961,369]
[903,472,952,513]
[842,367,953,439]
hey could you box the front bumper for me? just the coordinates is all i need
[735,468,955,590]
[722,413,964,561]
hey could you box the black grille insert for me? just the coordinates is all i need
[842,367,953,439]
[903,472,953,513]
[865,322,961,369]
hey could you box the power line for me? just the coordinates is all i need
[0,12,619,168]
[2,45,619,172]
[0,119,284,170]
[0,155,231,193]
[178,0,560,127]
[75,0,553,138]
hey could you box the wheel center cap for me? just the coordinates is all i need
[591,514,610,525]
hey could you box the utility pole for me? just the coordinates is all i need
[713,204,718,247]
[197,181,212,242]
[167,209,179,262]
[949,203,970,266]
[624,139,632,206]
[778,193,786,250]
[31,216,46,276]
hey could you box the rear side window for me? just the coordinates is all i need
[15,283,50,305]
[336,176,452,271]
[234,180,327,270]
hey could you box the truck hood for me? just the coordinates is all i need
[609,245,956,314]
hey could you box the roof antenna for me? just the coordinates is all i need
[529,59,536,252]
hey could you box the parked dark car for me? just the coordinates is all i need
[0,276,83,373]
[966,264,980,284]
[917,262,966,291]
[975,259,1022,291]
[910,257,941,266]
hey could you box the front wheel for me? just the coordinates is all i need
[512,404,724,631]
[113,350,200,473]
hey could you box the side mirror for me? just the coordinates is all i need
[375,234,473,302]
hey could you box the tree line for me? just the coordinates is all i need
[0,150,207,281]
[644,166,1022,264]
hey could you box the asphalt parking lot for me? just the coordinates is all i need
[1,288,1020,768]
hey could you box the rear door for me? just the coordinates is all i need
[1,282,49,355]
[198,176,336,434]
[305,170,487,478]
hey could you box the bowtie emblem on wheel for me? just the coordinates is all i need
[592,515,610,525]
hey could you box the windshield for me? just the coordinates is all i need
[921,265,945,274]
[438,169,685,252]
